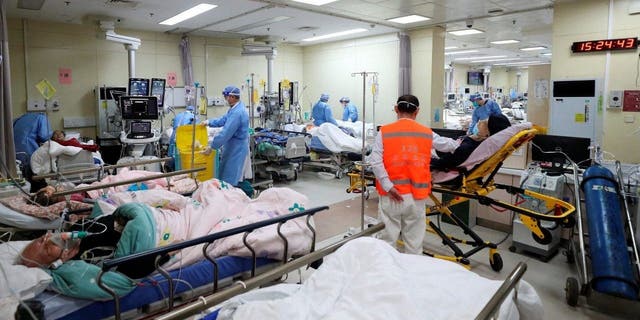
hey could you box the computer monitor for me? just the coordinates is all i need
[150,78,166,108]
[446,93,456,102]
[120,96,158,120]
[531,134,591,167]
[467,71,485,85]
[128,78,150,96]
[482,93,490,99]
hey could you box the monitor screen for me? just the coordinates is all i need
[531,134,591,167]
[446,93,456,101]
[130,121,151,134]
[128,78,150,96]
[120,96,158,120]
[150,78,166,108]
[99,87,127,100]
[467,72,485,85]
[464,87,470,94]
[552,80,595,97]
[483,93,490,99]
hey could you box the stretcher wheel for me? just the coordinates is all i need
[561,216,576,228]
[364,189,370,200]
[565,277,579,307]
[335,170,344,179]
[293,170,298,181]
[490,252,503,272]
[532,228,553,245]
[346,188,351,193]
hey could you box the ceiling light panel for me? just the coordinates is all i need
[444,46,458,50]
[387,15,430,24]
[448,29,484,36]
[456,55,507,60]
[520,46,547,51]
[444,50,479,55]
[159,3,217,26]
[469,58,522,63]
[292,0,339,5]
[227,16,292,32]
[302,28,367,42]
[490,40,520,44]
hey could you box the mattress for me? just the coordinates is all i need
[0,202,62,230]
[36,256,275,320]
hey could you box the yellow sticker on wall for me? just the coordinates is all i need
[35,79,56,100]
[574,113,585,122]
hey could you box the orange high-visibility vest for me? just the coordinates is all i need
[375,119,433,200]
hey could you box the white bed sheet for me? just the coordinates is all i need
[0,202,62,230]
[308,123,365,153]
[217,237,543,320]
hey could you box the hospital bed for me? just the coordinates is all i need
[12,206,328,320]
[153,225,542,320]
[252,129,309,181]
[30,141,104,185]
[426,123,576,270]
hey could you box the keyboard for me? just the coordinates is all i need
[127,133,154,139]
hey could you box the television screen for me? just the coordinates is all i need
[120,96,158,120]
[150,78,166,108]
[531,134,591,167]
[467,72,484,85]
[128,78,150,96]
[552,80,595,97]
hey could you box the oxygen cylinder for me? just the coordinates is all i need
[581,165,638,299]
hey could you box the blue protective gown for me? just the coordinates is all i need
[13,113,51,162]
[207,102,249,186]
[312,100,338,126]
[342,103,358,122]
[468,99,502,135]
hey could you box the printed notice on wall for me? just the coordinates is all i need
[58,68,72,85]
[534,79,548,99]
[167,72,177,87]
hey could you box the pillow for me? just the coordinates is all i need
[0,241,52,300]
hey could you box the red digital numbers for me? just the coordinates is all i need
[573,37,638,52]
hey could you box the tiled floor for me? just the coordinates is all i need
[275,171,631,320]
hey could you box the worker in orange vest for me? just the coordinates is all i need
[367,94,433,255]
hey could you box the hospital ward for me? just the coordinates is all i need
[2,0,640,319]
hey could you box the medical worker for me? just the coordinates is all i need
[202,86,250,190]
[13,112,51,163]
[467,93,502,135]
[311,93,338,126]
[367,94,432,255]
[340,97,358,122]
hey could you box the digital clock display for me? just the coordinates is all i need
[572,37,638,53]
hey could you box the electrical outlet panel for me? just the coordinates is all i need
[27,98,45,112]
[51,99,61,111]
[609,90,622,108]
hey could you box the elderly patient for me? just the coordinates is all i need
[431,114,511,171]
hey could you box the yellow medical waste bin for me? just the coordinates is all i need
[175,125,217,181]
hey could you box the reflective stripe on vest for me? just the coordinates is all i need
[382,132,433,139]
[390,179,430,189]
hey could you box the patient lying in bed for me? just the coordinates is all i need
[17,180,313,300]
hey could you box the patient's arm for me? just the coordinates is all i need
[432,132,460,153]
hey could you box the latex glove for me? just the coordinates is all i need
[200,119,209,126]
[202,147,212,155]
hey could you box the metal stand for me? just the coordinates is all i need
[351,71,378,232]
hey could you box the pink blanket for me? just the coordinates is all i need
[80,168,197,199]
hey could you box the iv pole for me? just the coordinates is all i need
[351,71,378,232]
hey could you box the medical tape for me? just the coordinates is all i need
[234,280,247,289]
[198,296,207,305]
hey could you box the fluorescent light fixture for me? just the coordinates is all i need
[228,16,292,32]
[494,61,548,66]
[302,28,367,42]
[469,58,521,63]
[542,52,552,56]
[444,50,479,55]
[490,39,520,44]
[292,0,338,5]
[520,46,546,51]
[456,55,507,60]
[448,29,484,36]
[160,3,217,26]
[444,46,458,50]
[387,15,430,24]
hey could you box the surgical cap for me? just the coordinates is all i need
[339,97,350,103]
[469,94,482,102]
[320,93,329,102]
[223,86,241,97]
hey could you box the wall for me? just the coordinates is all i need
[552,0,640,162]
[409,27,445,126]
[302,33,399,125]
[526,64,551,126]
[7,19,304,138]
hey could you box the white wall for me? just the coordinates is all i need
[303,33,399,125]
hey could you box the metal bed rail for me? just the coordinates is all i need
[97,205,330,320]
[32,157,173,180]
[475,262,528,320]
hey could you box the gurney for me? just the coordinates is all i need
[425,123,576,270]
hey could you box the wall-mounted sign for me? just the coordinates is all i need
[571,37,638,53]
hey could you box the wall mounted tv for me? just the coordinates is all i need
[467,71,485,86]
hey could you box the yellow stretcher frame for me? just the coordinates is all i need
[425,128,576,271]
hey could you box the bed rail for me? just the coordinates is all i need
[49,167,203,197]
[97,205,329,320]
[156,222,385,320]
[475,262,528,320]
[32,157,173,180]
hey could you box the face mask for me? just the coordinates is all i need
[472,101,479,107]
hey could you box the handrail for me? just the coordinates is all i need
[32,157,173,180]
[615,161,640,277]
[50,167,203,197]
[101,206,329,271]
[156,222,385,320]
[475,262,528,320]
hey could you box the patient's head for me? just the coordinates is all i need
[30,185,63,206]
[487,114,511,136]
[20,232,78,268]
[52,130,65,142]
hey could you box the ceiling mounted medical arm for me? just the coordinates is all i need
[99,21,142,78]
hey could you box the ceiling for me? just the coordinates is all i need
[7,0,561,68]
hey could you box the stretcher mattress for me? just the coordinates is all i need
[37,256,275,320]
[0,202,62,230]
